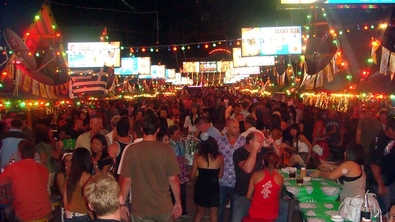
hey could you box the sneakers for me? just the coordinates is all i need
[180,212,190,218]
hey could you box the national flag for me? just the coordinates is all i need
[70,69,109,95]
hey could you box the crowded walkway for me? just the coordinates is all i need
[0,88,394,222]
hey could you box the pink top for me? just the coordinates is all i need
[248,169,282,220]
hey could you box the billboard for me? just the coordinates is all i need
[199,61,217,73]
[217,61,233,72]
[233,48,275,67]
[281,0,395,4]
[114,57,151,75]
[146,65,166,79]
[241,26,302,56]
[166,69,176,82]
[114,57,138,75]
[183,62,200,73]
[231,66,260,75]
[67,42,121,68]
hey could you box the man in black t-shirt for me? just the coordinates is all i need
[370,117,395,215]
[232,131,281,222]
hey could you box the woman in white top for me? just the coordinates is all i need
[287,123,313,167]
[184,104,200,134]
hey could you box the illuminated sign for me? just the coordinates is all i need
[183,62,200,73]
[199,61,217,73]
[233,48,275,67]
[67,42,121,68]
[166,69,176,82]
[241,26,302,56]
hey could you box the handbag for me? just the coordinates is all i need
[338,193,381,221]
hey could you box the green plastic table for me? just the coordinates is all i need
[282,175,342,202]
[299,201,341,222]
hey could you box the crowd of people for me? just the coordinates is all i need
[0,88,395,221]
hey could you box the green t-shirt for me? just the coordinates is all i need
[37,142,54,173]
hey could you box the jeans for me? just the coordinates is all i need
[276,197,289,222]
[231,194,251,222]
[371,181,395,214]
[219,186,235,222]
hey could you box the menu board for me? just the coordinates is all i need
[241,26,302,56]
[233,48,275,67]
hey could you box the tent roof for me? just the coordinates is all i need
[1,1,69,99]
[358,72,395,94]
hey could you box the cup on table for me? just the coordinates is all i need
[289,168,296,179]
[296,177,303,185]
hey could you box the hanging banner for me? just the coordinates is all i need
[316,70,324,88]
[371,43,380,64]
[390,53,395,80]
[45,85,56,98]
[324,62,334,83]
[303,73,316,90]
[39,83,48,98]
[23,75,31,92]
[380,47,390,75]
[16,69,23,86]
[32,80,39,96]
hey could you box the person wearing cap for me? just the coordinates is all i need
[56,151,73,193]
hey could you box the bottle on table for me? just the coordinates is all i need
[360,191,371,221]
[300,167,306,178]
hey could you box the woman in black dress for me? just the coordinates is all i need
[190,135,224,222]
